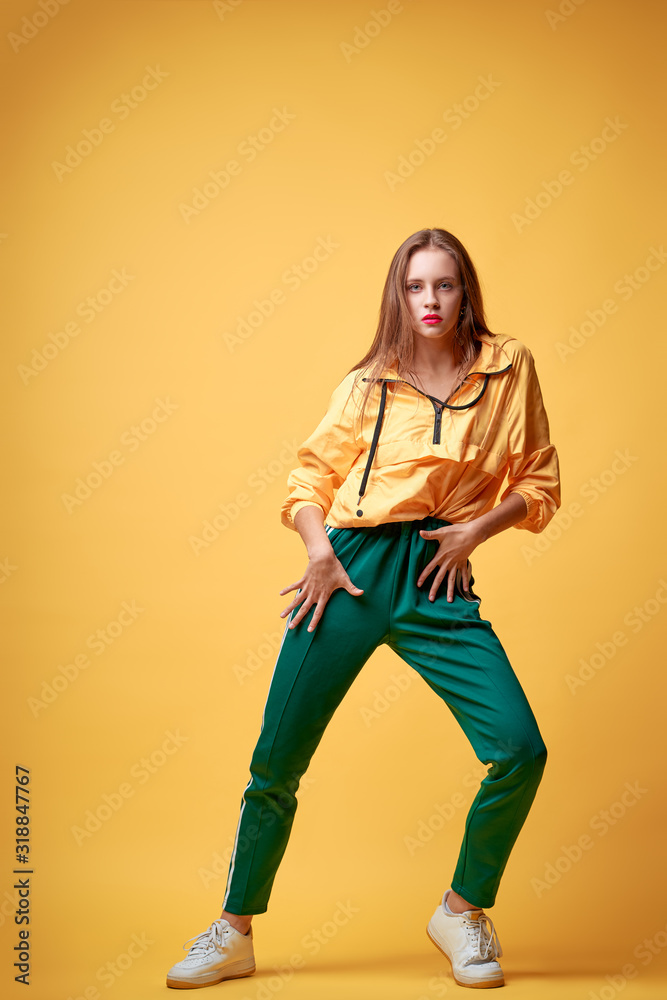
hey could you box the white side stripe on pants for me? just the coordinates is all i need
[222,599,295,907]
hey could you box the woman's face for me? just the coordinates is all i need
[404,248,464,344]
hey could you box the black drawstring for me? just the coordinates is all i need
[356,379,388,517]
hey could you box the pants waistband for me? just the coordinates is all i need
[330,515,454,536]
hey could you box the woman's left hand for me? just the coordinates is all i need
[417,522,482,602]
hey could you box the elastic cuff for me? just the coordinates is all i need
[510,489,535,526]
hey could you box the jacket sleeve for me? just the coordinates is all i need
[499,344,561,533]
[281,371,363,531]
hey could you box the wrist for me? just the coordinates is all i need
[467,517,489,545]
[307,541,335,562]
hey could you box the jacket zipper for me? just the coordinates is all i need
[430,399,443,445]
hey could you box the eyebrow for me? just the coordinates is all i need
[406,275,458,282]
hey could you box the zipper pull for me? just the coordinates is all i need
[433,401,443,445]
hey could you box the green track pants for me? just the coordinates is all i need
[222,514,547,913]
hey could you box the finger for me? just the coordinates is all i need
[417,559,436,588]
[447,569,456,603]
[289,598,313,629]
[278,580,302,596]
[288,606,305,628]
[418,530,443,587]
[279,587,304,618]
[429,567,447,602]
[461,565,470,592]
[431,567,452,602]
[306,599,327,632]
[341,571,364,595]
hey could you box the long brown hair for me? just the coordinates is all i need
[345,228,497,428]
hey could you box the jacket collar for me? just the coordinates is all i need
[364,333,513,383]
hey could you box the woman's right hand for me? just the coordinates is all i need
[279,550,364,633]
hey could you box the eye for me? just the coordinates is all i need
[406,281,453,291]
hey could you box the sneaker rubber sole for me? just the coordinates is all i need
[166,957,256,989]
[426,922,505,989]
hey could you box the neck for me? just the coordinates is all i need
[410,332,458,373]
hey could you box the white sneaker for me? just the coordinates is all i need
[426,889,504,989]
[166,917,256,989]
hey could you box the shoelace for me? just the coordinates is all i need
[461,912,503,962]
[182,919,229,956]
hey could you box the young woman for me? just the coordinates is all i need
[166,228,561,991]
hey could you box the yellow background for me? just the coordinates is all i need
[2,1,666,997]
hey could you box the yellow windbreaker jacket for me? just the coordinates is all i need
[280,332,561,535]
